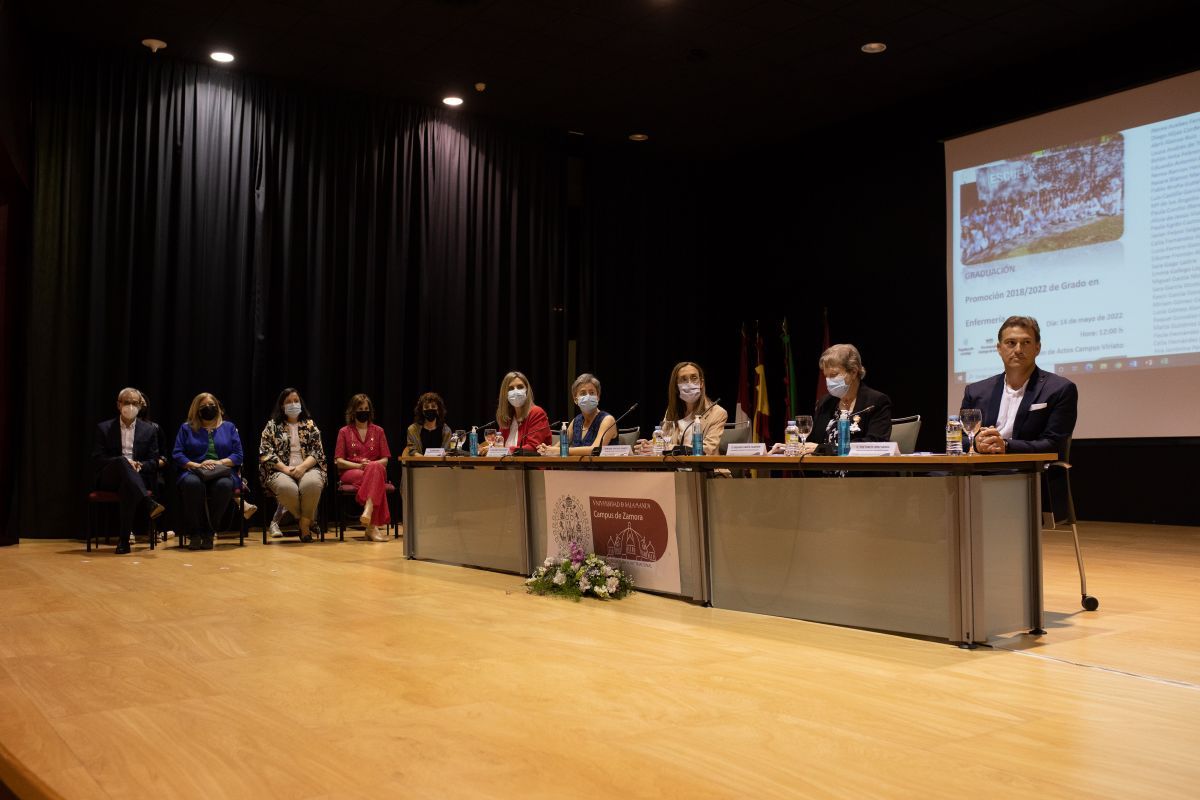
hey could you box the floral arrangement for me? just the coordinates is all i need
[526,541,634,601]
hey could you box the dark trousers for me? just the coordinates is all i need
[95,458,153,535]
[178,472,233,536]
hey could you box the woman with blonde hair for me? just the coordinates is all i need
[480,371,550,454]
[172,392,245,550]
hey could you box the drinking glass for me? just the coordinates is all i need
[960,408,982,453]
[795,415,813,446]
[453,430,466,452]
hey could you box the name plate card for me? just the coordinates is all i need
[423,448,447,457]
[486,447,510,458]
[848,442,901,457]
[599,445,633,457]
[726,442,767,456]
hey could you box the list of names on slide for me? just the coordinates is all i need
[1149,114,1200,355]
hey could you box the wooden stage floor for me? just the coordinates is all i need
[2,521,1198,799]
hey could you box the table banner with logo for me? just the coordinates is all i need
[543,471,681,595]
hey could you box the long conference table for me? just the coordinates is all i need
[399,453,1054,645]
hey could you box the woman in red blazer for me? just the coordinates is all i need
[483,370,551,454]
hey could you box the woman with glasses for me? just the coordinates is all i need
[636,361,727,456]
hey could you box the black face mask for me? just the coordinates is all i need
[199,405,218,421]
[422,409,438,422]
[355,410,371,423]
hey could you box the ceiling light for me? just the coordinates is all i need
[628,133,649,142]
[141,38,167,53]
[861,42,887,54]
[210,52,235,63]
[443,96,464,107]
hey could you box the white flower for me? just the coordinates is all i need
[544,558,553,568]
[594,585,608,597]
[602,565,614,577]
[552,571,566,586]
[606,576,620,593]
[578,576,591,592]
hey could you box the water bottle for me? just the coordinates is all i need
[836,410,851,456]
[784,418,800,457]
[468,426,478,457]
[652,426,665,456]
[691,415,704,455]
[946,415,964,455]
[559,421,569,457]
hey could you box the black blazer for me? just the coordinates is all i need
[812,384,893,447]
[959,366,1077,460]
[92,417,160,480]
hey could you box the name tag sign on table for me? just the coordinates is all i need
[423,448,447,457]
[726,443,767,456]
[599,445,633,457]
[847,442,901,457]
[486,447,509,458]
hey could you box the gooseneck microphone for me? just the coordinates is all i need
[589,403,640,456]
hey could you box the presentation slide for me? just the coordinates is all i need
[945,72,1200,438]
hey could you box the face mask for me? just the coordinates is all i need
[826,376,850,398]
[507,388,527,408]
[678,383,702,403]
[576,394,599,414]
[120,404,139,422]
[356,410,372,423]
[421,409,438,422]
[199,405,218,421]
[284,402,302,419]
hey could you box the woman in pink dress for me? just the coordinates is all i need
[334,393,392,542]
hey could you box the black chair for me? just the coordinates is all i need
[257,485,328,543]
[1042,439,1098,611]
[617,426,639,447]
[177,485,247,547]
[85,491,158,552]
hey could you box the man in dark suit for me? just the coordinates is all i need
[92,387,165,553]
[961,316,1077,460]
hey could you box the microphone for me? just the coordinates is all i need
[589,403,640,456]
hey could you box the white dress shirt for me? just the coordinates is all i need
[995,378,1029,440]
[120,420,136,461]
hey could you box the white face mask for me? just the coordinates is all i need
[576,394,599,413]
[284,402,302,419]
[678,383,702,403]
[507,388,528,408]
[120,404,139,422]
[826,376,850,398]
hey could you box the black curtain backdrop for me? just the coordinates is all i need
[0,0,32,547]
[26,51,568,536]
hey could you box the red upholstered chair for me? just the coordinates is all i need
[86,491,158,552]
[333,471,397,541]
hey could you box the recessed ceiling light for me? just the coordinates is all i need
[141,38,167,53]
[443,96,464,107]
[628,133,649,142]
[861,42,887,54]
[210,52,235,63]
